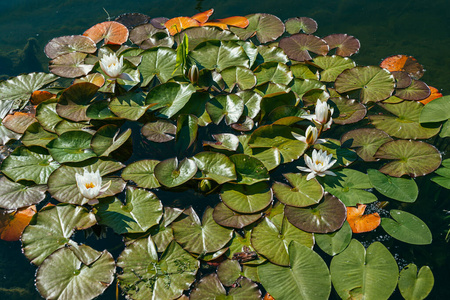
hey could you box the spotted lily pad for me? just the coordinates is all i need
[367,169,418,202]
[0,177,47,210]
[335,66,395,103]
[96,187,163,234]
[47,131,96,163]
[36,246,115,300]
[154,157,197,187]
[340,128,393,161]
[171,207,233,254]
[374,140,441,177]
[230,13,285,44]
[279,34,329,62]
[329,97,366,125]
[330,240,399,300]
[220,182,273,214]
[1,146,60,184]
[21,204,97,265]
[381,210,432,245]
[369,101,440,139]
[121,159,160,189]
[284,193,347,233]
[272,173,323,207]
[117,238,199,300]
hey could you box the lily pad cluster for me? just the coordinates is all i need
[0,9,447,300]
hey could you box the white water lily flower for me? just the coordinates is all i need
[297,149,337,180]
[303,99,334,130]
[75,169,111,205]
[292,125,326,146]
[99,53,133,81]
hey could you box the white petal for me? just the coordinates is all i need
[306,172,316,181]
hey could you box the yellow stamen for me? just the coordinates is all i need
[85,182,96,189]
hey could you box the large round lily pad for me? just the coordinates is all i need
[146,82,196,118]
[230,13,285,44]
[220,182,273,214]
[47,131,96,163]
[258,241,331,300]
[21,204,97,265]
[272,173,323,207]
[374,140,441,177]
[213,202,262,229]
[279,34,329,62]
[44,35,97,59]
[193,152,237,184]
[118,238,199,300]
[367,169,418,202]
[229,154,269,184]
[335,66,395,103]
[369,101,440,139]
[313,55,356,82]
[1,146,60,185]
[341,128,393,161]
[206,94,244,125]
[251,215,313,266]
[49,52,94,78]
[284,193,346,233]
[381,210,432,245]
[0,177,47,210]
[36,246,115,300]
[171,207,233,254]
[330,239,399,300]
[139,47,177,86]
[220,66,257,91]
[154,157,197,187]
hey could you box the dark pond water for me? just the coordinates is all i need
[0,0,449,299]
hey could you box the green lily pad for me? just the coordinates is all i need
[139,47,177,86]
[121,159,160,189]
[96,187,163,234]
[35,100,63,133]
[381,210,432,245]
[313,55,356,82]
[279,34,329,62]
[252,216,313,266]
[0,123,22,144]
[154,157,197,187]
[227,230,266,265]
[419,95,450,123]
[47,130,96,163]
[329,97,366,125]
[398,264,434,300]
[236,90,262,119]
[395,80,430,101]
[284,193,347,233]
[259,91,297,121]
[203,133,239,151]
[254,82,290,96]
[129,23,173,49]
[176,114,198,151]
[340,128,393,161]
[367,169,418,202]
[193,152,237,184]
[49,52,94,78]
[213,202,262,229]
[230,13,285,44]
[320,169,377,206]
[258,241,331,300]
[206,94,244,125]
[272,173,323,207]
[374,140,441,177]
[255,45,289,65]
[91,125,131,157]
[0,72,58,111]
[117,238,199,300]
[254,62,293,86]
[190,274,261,300]
[36,246,115,300]
[285,17,318,34]
[323,34,360,57]
[54,119,93,135]
[56,82,99,122]
[171,207,233,254]
[151,207,183,252]
[369,101,441,139]
[268,105,306,125]
[289,78,326,98]
[313,139,357,167]
[229,154,269,184]
[432,158,450,189]
[177,27,239,50]
[220,66,256,91]
[217,259,242,287]
[47,158,125,205]
[109,91,150,120]
[22,204,97,265]
[141,120,176,143]
[238,134,281,171]
[189,40,250,72]
[220,182,273,214]
[315,221,352,256]
[335,66,395,103]
[290,63,318,80]
[146,82,196,118]
[330,239,399,300]
[0,177,47,210]
[439,119,450,138]
[85,100,119,120]
[21,123,57,147]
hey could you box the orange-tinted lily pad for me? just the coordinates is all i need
[380,55,424,80]
[419,86,442,105]
[83,21,129,45]
[2,111,37,134]
[347,204,380,233]
[216,16,249,28]
[323,34,360,57]
[0,205,37,241]
[31,90,56,105]
[192,8,214,23]
[73,73,106,87]
[165,17,200,35]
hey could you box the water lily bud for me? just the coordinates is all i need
[314,99,332,125]
[187,64,199,84]
[305,126,319,145]
[199,179,212,192]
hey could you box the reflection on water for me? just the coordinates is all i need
[0,0,449,299]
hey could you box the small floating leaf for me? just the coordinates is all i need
[381,210,432,245]
[220,182,272,214]
[154,157,197,187]
[323,34,360,57]
[121,159,160,189]
[49,52,94,78]
[380,54,424,80]
[398,264,434,300]
[419,95,450,123]
[142,120,176,143]
[213,202,262,229]
[193,152,237,184]
[367,169,418,202]
[146,82,196,118]
[206,94,244,125]
[91,125,131,156]
[44,35,97,59]
[313,55,356,82]
[2,112,36,134]
[329,97,366,125]
[346,204,381,233]
[285,17,318,34]
[0,205,36,241]
[190,274,261,300]
[0,177,47,210]
[231,13,285,44]
[315,221,352,256]
[395,80,430,101]
[279,34,328,62]
[47,131,96,163]
[165,17,200,35]
[272,173,323,207]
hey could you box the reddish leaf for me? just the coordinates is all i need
[2,111,36,133]
[216,16,249,28]
[0,206,37,241]
[192,8,214,23]
[165,17,200,35]
[83,21,129,45]
[264,293,275,300]
[323,34,360,57]
[380,55,424,80]
[347,204,381,233]
[201,21,228,30]
[419,86,443,105]
[31,90,56,105]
